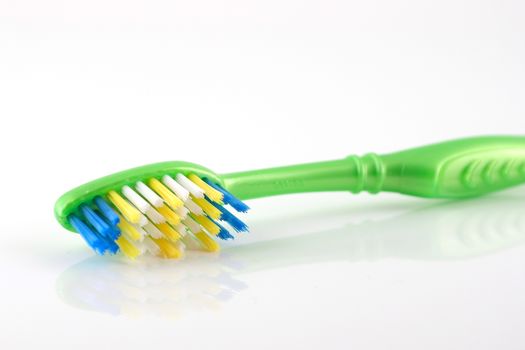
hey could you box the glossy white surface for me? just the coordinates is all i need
[1,0,524,348]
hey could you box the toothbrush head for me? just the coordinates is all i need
[54,161,249,259]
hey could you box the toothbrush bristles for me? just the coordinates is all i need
[204,179,250,213]
[68,173,249,259]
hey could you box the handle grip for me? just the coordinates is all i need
[381,136,525,198]
[221,136,525,200]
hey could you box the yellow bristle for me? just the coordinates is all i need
[107,191,142,224]
[192,214,220,235]
[156,223,182,241]
[192,197,222,220]
[194,231,220,252]
[116,236,140,259]
[156,205,181,226]
[148,178,183,209]
[152,238,183,259]
[188,174,224,204]
[117,215,142,241]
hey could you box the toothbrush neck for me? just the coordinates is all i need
[220,154,386,200]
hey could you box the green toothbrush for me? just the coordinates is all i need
[55,135,525,259]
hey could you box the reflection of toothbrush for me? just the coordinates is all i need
[55,136,525,259]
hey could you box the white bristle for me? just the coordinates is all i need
[138,214,148,227]
[162,175,190,201]
[175,224,188,237]
[142,236,161,255]
[175,174,205,198]
[143,222,163,239]
[183,216,201,233]
[181,234,201,250]
[175,240,186,252]
[136,181,164,207]
[132,240,147,255]
[122,185,151,213]
[184,198,204,215]
[145,207,166,224]
[175,206,189,220]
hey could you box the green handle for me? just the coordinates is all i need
[222,136,525,200]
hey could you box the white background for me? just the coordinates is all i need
[1,0,525,349]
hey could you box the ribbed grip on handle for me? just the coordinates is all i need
[345,153,386,194]
[380,136,525,198]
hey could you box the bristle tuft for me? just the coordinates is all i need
[69,214,119,255]
[162,175,190,201]
[175,206,189,220]
[194,231,220,252]
[107,190,143,224]
[142,236,161,256]
[94,197,120,226]
[143,222,164,239]
[203,179,250,213]
[117,216,145,241]
[182,216,201,234]
[80,205,113,238]
[135,181,164,207]
[152,238,183,259]
[122,185,151,213]
[156,205,181,226]
[188,174,224,204]
[145,207,166,224]
[156,223,182,241]
[115,236,140,259]
[212,202,249,233]
[191,214,221,235]
[176,174,205,198]
[148,178,184,209]
[216,222,235,240]
[69,215,106,255]
[192,197,222,220]
[217,230,234,240]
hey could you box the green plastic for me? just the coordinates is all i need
[55,136,525,232]
[55,161,223,231]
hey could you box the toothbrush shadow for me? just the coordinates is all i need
[56,193,525,317]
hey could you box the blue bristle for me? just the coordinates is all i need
[204,179,250,213]
[93,197,121,240]
[212,219,234,240]
[217,226,235,240]
[69,215,108,255]
[80,205,112,238]
[106,225,122,241]
[94,196,120,226]
[192,212,233,240]
[210,200,248,233]
[105,240,120,255]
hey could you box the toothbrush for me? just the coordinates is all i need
[55,135,525,259]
